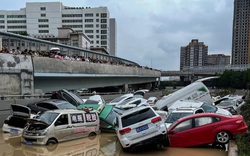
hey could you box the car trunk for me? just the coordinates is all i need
[7,104,32,128]
[7,116,28,128]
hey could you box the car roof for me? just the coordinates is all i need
[176,113,228,123]
[171,107,203,113]
[46,109,96,114]
[120,105,152,117]
[35,99,70,106]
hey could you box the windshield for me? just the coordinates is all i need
[38,112,59,125]
[201,103,217,113]
[105,108,118,124]
[165,112,192,123]
[57,103,76,110]
[218,101,235,107]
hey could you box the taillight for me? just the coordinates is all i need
[151,116,162,123]
[119,127,131,135]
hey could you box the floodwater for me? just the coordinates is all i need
[0,132,228,156]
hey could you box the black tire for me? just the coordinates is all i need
[88,132,96,140]
[215,131,230,144]
[46,138,57,145]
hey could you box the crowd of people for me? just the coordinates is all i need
[0,46,156,70]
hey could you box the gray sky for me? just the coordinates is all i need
[0,0,234,70]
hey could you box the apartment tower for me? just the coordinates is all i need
[232,0,250,65]
[180,39,208,70]
[0,2,117,55]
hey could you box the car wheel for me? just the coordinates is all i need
[88,132,96,140]
[216,131,230,144]
[46,138,57,145]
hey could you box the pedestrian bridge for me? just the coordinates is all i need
[0,53,161,95]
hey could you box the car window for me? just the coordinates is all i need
[201,103,217,113]
[121,108,156,127]
[62,92,77,106]
[58,103,76,110]
[194,117,213,127]
[85,113,98,122]
[173,119,192,132]
[166,112,193,123]
[71,113,84,124]
[218,101,234,107]
[56,114,69,126]
[39,112,59,125]
[195,109,204,114]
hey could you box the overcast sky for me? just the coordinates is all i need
[0,0,234,70]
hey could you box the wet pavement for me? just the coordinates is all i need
[0,131,228,156]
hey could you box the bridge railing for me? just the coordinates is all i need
[182,64,250,74]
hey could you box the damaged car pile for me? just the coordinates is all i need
[1,77,248,152]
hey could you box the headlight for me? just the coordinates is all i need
[38,128,48,136]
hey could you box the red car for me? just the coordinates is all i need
[167,113,248,147]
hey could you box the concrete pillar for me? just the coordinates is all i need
[123,84,129,93]
[0,37,2,50]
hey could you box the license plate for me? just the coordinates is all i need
[136,125,149,133]
[10,129,19,133]
[25,141,32,146]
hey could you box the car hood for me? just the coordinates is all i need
[11,104,31,117]
[26,118,49,126]
[216,107,232,116]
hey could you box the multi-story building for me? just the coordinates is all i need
[180,39,208,70]
[232,0,250,65]
[0,2,116,55]
[207,54,230,66]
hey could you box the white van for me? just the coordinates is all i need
[155,77,218,111]
[21,109,100,145]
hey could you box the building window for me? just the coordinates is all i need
[96,24,99,28]
[101,19,107,23]
[85,13,93,17]
[85,30,93,33]
[62,25,82,28]
[38,24,49,28]
[96,41,99,44]
[39,30,49,33]
[7,20,26,23]
[62,19,82,23]
[101,13,107,18]
[88,35,93,38]
[101,30,107,34]
[85,19,93,22]
[7,15,26,18]
[101,41,107,45]
[72,40,78,46]
[96,19,99,22]
[62,14,82,17]
[101,35,107,39]
[96,13,99,17]
[41,14,46,17]
[96,30,99,33]
[38,19,49,22]
[85,24,93,28]
[7,26,26,29]
[0,25,4,29]
[96,35,99,38]
[0,15,4,18]
[0,20,4,23]
[101,24,107,28]
[40,7,46,10]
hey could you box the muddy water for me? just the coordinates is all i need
[0,132,228,156]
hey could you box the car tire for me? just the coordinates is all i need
[88,132,96,140]
[215,131,231,144]
[46,138,57,145]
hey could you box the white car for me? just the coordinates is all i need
[148,97,158,105]
[114,106,168,152]
[2,104,37,134]
[169,100,232,116]
[108,94,134,106]
[115,97,149,109]
[165,107,204,129]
